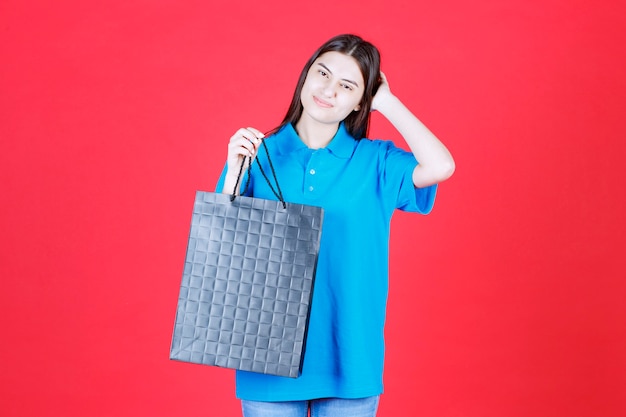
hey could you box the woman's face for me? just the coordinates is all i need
[299,51,365,127]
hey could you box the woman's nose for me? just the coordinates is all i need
[322,82,336,97]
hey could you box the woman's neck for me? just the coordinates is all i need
[294,117,339,149]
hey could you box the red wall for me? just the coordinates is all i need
[2,1,625,416]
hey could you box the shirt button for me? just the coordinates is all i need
[309,186,314,192]
[309,169,316,175]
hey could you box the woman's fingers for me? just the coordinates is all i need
[246,127,265,141]
[231,128,264,155]
[227,127,265,170]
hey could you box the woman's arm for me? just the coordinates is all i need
[371,73,455,188]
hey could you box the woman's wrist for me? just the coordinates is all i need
[374,93,400,117]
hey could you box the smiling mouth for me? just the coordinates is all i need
[313,96,333,108]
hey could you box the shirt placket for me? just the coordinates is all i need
[303,150,325,197]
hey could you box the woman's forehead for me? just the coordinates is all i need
[313,51,363,81]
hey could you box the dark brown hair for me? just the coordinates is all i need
[273,34,381,139]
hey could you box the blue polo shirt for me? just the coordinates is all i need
[216,122,437,401]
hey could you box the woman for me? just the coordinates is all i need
[217,34,455,417]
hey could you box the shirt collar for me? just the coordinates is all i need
[274,122,357,159]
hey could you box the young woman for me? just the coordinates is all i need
[217,34,455,417]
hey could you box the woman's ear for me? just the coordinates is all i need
[354,105,361,111]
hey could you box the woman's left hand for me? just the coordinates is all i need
[371,71,394,112]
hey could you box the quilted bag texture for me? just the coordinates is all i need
[170,187,324,378]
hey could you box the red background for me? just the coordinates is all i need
[2,1,625,416]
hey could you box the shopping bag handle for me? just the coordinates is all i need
[231,138,287,209]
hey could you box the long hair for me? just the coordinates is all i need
[272,34,381,140]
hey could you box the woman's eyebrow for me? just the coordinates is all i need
[317,63,359,88]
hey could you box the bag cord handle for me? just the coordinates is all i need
[230,138,287,209]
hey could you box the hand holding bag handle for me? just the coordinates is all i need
[231,139,286,209]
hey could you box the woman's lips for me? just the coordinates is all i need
[313,96,333,108]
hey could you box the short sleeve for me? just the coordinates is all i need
[380,141,437,214]
[215,164,227,193]
[397,163,437,213]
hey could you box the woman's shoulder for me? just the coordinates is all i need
[355,137,407,154]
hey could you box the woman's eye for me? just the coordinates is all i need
[318,70,328,77]
[341,83,353,91]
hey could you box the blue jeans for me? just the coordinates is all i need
[241,396,380,417]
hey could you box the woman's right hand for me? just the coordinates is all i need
[226,127,265,175]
